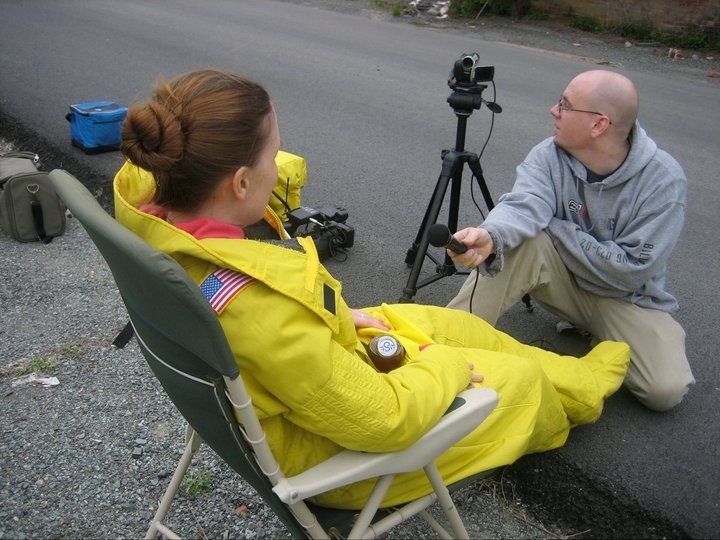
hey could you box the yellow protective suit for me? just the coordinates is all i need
[114,161,630,510]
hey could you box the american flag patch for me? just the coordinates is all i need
[200,268,254,313]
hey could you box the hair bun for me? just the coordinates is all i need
[120,101,184,173]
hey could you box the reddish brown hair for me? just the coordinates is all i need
[121,69,272,211]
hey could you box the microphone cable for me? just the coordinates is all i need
[469,79,498,221]
[467,80,498,315]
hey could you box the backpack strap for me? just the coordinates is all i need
[112,320,135,349]
[28,185,52,243]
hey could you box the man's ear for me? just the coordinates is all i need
[591,116,612,137]
[230,166,251,200]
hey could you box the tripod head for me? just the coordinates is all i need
[447,86,502,116]
[445,53,502,152]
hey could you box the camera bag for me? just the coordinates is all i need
[0,152,66,243]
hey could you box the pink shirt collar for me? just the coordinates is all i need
[140,203,245,240]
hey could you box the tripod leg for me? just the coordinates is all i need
[400,172,451,302]
[436,154,468,272]
[400,152,462,303]
[404,170,450,267]
[465,155,494,212]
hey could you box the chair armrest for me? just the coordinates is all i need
[272,386,498,504]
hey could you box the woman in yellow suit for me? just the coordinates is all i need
[115,68,629,510]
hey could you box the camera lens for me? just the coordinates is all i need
[460,53,479,70]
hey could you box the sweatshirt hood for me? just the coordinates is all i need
[561,121,657,189]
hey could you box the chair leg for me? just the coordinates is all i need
[423,463,469,540]
[419,509,454,540]
[285,501,332,540]
[145,426,203,539]
[344,464,470,540]
[347,474,395,538]
[367,493,438,537]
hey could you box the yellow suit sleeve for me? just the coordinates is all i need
[221,282,471,452]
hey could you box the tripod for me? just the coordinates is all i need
[400,84,532,312]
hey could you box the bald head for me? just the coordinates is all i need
[568,70,639,138]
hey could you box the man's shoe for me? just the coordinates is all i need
[556,320,593,339]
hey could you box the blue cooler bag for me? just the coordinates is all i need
[66,101,128,154]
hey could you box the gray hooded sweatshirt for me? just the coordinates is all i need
[483,122,686,313]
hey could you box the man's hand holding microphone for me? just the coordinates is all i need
[428,224,495,268]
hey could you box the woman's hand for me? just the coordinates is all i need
[468,362,485,386]
[351,309,390,331]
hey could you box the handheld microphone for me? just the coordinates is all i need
[427,224,467,254]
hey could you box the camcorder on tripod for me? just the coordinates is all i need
[449,53,496,91]
[400,53,532,311]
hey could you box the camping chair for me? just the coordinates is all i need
[48,169,499,540]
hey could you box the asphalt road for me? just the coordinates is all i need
[1,1,719,537]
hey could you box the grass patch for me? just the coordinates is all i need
[60,344,84,359]
[449,0,531,18]
[604,21,718,51]
[561,6,719,52]
[0,341,89,380]
[527,8,549,22]
[374,0,404,17]
[181,470,214,497]
[568,14,601,33]
[4,355,58,377]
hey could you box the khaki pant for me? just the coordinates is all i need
[447,232,695,411]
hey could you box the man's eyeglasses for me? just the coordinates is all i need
[557,98,611,124]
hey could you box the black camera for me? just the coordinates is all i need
[285,205,355,260]
[448,53,495,89]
